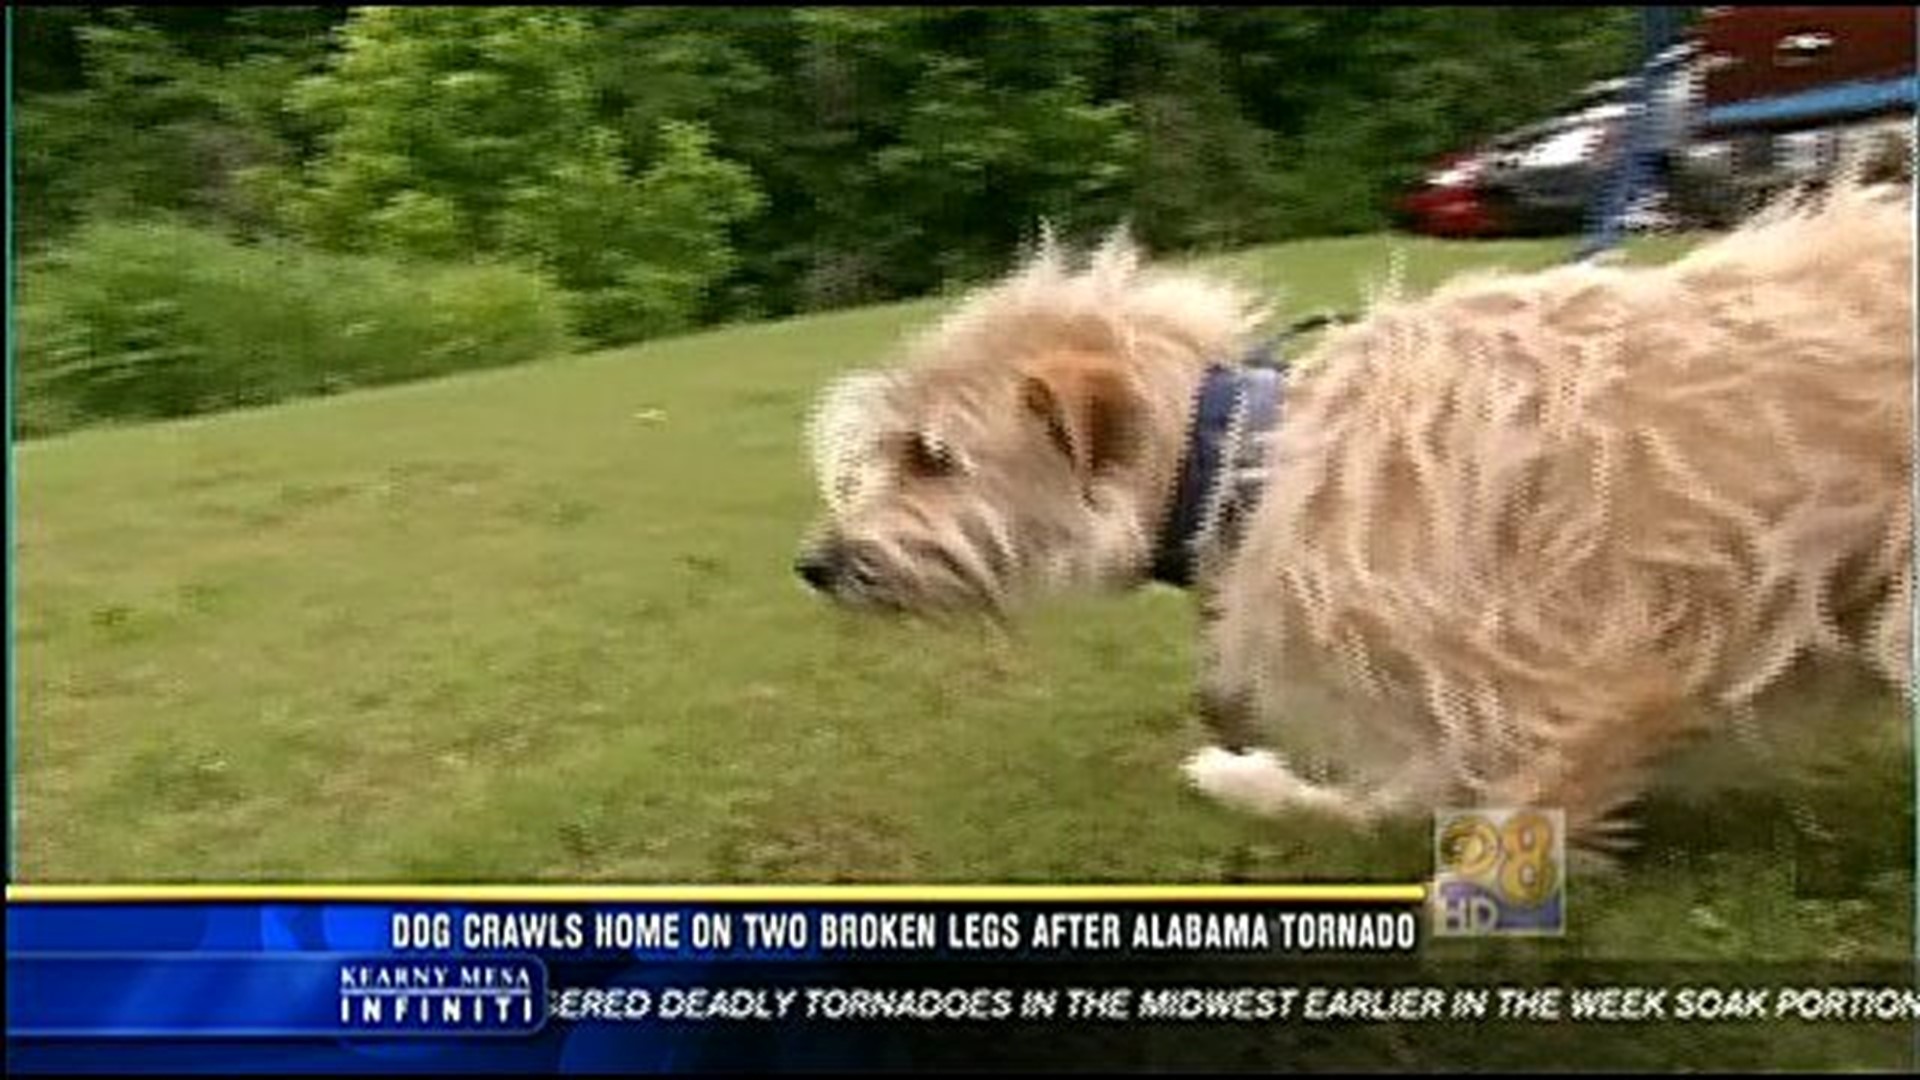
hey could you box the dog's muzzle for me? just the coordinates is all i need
[794,537,882,597]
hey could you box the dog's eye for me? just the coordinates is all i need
[903,432,959,478]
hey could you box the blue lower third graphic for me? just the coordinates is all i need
[10,954,547,1038]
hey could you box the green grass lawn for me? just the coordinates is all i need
[12,231,1912,977]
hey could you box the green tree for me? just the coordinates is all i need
[500,121,764,342]
[275,6,764,344]
[279,7,600,256]
[12,7,339,249]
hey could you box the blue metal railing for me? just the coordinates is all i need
[1576,6,1686,262]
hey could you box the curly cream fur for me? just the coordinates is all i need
[1214,183,1913,841]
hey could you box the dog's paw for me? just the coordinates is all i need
[1182,745,1375,824]
[1181,747,1338,818]
[1183,746,1253,801]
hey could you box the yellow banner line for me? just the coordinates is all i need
[8,883,1427,904]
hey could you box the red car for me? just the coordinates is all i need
[1394,151,1506,238]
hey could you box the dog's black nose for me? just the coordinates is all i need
[795,547,841,592]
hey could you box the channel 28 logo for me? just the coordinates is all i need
[1432,808,1565,936]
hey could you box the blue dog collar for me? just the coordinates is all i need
[1150,345,1288,589]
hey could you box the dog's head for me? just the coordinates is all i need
[795,229,1267,615]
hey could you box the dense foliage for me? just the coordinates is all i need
[16,220,572,435]
[14,6,1639,432]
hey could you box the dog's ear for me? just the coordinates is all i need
[1020,352,1143,478]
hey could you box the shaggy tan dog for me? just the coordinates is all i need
[796,184,1914,853]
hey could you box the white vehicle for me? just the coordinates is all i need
[1478,45,1696,236]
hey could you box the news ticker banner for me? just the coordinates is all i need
[8,883,1425,1036]
[8,882,1920,1073]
